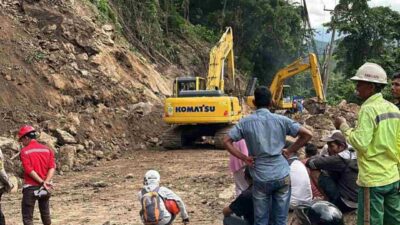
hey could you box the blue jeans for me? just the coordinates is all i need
[253,175,291,225]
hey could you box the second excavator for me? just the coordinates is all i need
[247,53,326,113]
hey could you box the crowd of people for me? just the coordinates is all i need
[0,62,398,225]
[223,62,400,225]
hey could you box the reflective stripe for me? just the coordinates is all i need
[24,148,50,155]
[375,112,400,124]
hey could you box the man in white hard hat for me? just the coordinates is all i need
[334,62,400,225]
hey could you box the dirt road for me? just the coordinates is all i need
[3,149,234,225]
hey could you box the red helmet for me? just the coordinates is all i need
[18,125,36,139]
[164,199,180,215]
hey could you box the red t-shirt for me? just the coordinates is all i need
[20,140,56,186]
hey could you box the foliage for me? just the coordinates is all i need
[25,51,45,64]
[327,0,400,78]
[189,0,308,85]
[90,0,117,23]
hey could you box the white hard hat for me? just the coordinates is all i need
[144,170,160,184]
[350,62,387,84]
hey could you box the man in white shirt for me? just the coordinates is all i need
[288,154,313,208]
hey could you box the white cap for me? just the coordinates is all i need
[350,62,387,84]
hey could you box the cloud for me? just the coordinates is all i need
[292,0,400,29]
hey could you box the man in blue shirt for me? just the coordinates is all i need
[224,86,312,225]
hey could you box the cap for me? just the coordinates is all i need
[321,132,347,147]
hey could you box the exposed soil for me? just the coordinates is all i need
[2,148,357,225]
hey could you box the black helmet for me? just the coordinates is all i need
[294,201,344,225]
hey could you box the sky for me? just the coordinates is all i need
[292,0,400,41]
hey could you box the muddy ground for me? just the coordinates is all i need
[2,148,357,225]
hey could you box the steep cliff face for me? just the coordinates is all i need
[0,0,206,171]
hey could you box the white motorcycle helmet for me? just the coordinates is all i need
[144,170,160,185]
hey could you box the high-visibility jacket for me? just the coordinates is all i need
[340,93,400,187]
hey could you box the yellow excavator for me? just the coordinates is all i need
[246,53,325,112]
[162,27,242,149]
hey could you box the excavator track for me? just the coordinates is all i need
[214,125,234,149]
[161,127,183,150]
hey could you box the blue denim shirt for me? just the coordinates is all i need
[228,108,300,182]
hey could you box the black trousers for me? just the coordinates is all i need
[0,193,5,225]
[22,186,51,225]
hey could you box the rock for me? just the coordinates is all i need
[128,102,153,116]
[74,144,85,152]
[63,43,75,54]
[55,129,77,145]
[5,75,11,81]
[0,137,19,151]
[102,38,114,46]
[102,24,113,32]
[61,165,70,172]
[61,95,74,106]
[66,125,77,136]
[38,132,58,151]
[48,43,60,51]
[94,150,104,159]
[80,70,89,76]
[92,181,107,188]
[77,53,89,61]
[59,145,76,171]
[125,174,134,179]
[45,24,57,34]
[148,137,159,144]
[51,74,67,90]
[67,113,80,126]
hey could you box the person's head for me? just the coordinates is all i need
[391,72,400,99]
[321,132,347,156]
[143,170,160,187]
[244,166,252,186]
[17,125,37,147]
[253,86,272,109]
[350,62,387,100]
[305,143,318,158]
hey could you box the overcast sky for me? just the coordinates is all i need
[292,0,400,41]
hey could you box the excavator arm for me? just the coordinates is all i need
[270,53,325,105]
[206,27,235,92]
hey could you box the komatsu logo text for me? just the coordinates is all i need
[176,105,216,113]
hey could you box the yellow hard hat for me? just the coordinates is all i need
[350,62,387,84]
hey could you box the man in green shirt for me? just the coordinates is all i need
[334,62,400,225]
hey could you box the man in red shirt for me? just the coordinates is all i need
[18,125,56,225]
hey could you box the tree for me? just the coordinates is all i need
[327,0,400,77]
[189,0,307,85]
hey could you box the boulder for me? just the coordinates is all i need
[128,102,153,116]
[38,132,58,151]
[59,145,76,172]
[0,137,18,151]
[55,129,77,145]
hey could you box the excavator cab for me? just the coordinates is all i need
[279,85,293,109]
[173,77,206,97]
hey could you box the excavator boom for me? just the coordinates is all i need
[206,27,235,92]
[270,53,325,107]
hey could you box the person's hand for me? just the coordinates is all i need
[43,182,54,192]
[183,218,189,224]
[282,149,291,159]
[243,156,254,167]
[334,116,346,129]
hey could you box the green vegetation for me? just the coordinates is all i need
[90,0,117,23]
[25,51,45,64]
[88,0,399,105]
